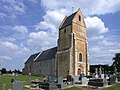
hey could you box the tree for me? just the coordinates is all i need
[112,53,120,72]
[1,68,7,74]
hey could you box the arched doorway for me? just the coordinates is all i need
[77,68,81,75]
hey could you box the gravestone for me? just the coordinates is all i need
[95,68,99,78]
[95,74,99,78]
[108,75,116,85]
[72,75,79,84]
[58,76,63,85]
[82,77,88,85]
[48,76,54,83]
[57,76,68,89]
[101,74,104,79]
[12,73,15,76]
[12,81,23,90]
[48,76,57,90]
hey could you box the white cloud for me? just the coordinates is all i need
[36,10,64,33]
[89,39,120,64]
[28,31,57,51]
[0,41,31,57]
[41,0,120,16]
[0,0,25,18]
[0,56,12,61]
[0,41,19,51]
[13,25,28,34]
[85,17,109,39]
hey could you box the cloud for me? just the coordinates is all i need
[0,0,25,18]
[85,17,109,39]
[0,41,31,57]
[36,10,64,33]
[41,0,120,16]
[27,31,57,51]
[0,41,19,51]
[13,25,28,34]
[0,56,12,61]
[89,39,120,64]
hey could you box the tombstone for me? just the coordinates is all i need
[95,68,99,78]
[58,76,63,85]
[12,73,15,76]
[72,75,79,84]
[48,76,54,83]
[95,74,99,78]
[82,77,88,85]
[101,74,104,79]
[108,75,116,85]
[49,76,57,90]
[12,81,23,90]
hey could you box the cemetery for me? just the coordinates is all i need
[1,70,120,90]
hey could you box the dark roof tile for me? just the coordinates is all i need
[25,52,39,64]
[36,47,57,61]
[60,12,77,29]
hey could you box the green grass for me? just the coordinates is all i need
[0,75,43,90]
[101,83,120,90]
[63,83,120,90]
[63,86,84,90]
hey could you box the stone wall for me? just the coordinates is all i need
[24,58,56,76]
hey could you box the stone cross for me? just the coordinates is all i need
[95,68,98,74]
[95,68,99,78]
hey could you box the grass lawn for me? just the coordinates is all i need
[100,83,120,90]
[62,86,85,90]
[0,75,43,90]
[63,83,120,90]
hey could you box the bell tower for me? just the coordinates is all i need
[57,9,89,77]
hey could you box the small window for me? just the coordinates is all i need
[79,53,82,62]
[64,28,66,33]
[79,15,81,21]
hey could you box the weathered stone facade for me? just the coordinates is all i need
[23,8,89,77]
[57,9,89,77]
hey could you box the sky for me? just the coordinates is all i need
[0,0,120,70]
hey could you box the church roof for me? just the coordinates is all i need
[36,47,57,61]
[25,47,57,64]
[25,52,40,64]
[59,11,77,29]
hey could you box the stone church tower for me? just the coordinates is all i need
[57,9,89,77]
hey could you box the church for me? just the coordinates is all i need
[23,9,89,77]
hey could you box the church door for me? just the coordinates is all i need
[77,68,81,75]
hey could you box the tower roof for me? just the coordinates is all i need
[59,8,86,29]
[59,12,77,29]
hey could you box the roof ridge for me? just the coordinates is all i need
[33,52,41,61]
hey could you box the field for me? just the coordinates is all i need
[0,75,43,90]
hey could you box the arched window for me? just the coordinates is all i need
[79,53,82,62]
[79,15,81,21]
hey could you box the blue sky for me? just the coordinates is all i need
[0,0,120,70]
